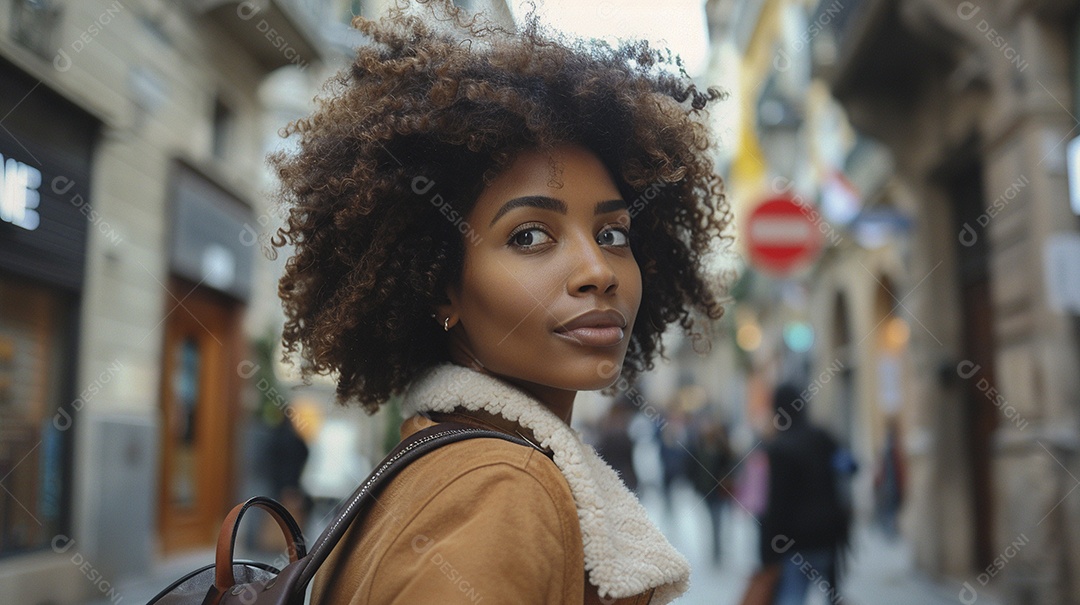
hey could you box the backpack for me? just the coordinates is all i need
[147,422,534,604]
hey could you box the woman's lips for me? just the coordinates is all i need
[553,325,625,347]
[553,308,628,347]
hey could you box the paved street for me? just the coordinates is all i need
[640,480,1002,605]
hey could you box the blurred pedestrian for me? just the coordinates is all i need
[259,407,311,552]
[759,383,851,605]
[595,395,640,494]
[657,406,692,515]
[874,421,905,537]
[688,415,734,564]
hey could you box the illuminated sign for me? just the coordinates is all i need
[0,154,42,231]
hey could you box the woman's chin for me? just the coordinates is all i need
[563,360,627,392]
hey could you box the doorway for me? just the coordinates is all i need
[944,152,998,571]
[157,278,240,553]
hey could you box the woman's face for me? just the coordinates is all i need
[440,144,642,402]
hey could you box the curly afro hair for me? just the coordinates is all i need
[270,0,733,414]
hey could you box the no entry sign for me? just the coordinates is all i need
[746,197,822,275]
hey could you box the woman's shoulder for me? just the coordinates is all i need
[311,414,585,604]
[395,413,569,498]
[386,413,582,557]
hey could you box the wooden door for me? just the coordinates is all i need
[945,153,997,571]
[959,278,998,570]
[158,279,239,553]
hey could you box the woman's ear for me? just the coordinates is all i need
[434,285,458,330]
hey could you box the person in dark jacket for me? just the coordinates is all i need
[264,409,311,547]
[761,384,851,605]
[688,415,733,564]
[595,395,640,494]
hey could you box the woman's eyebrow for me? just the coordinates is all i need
[490,196,565,226]
[489,196,627,227]
[594,198,627,215]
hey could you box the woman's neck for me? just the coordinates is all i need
[447,345,576,425]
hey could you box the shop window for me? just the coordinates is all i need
[168,336,200,509]
[0,276,69,557]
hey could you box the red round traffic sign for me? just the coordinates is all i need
[745,197,823,275]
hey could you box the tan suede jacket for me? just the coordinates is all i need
[312,412,654,604]
[312,363,690,605]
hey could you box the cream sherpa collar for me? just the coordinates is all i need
[401,362,691,604]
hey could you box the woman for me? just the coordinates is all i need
[269,1,731,603]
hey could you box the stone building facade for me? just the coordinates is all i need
[819,0,1080,602]
[0,0,329,602]
[717,0,1079,601]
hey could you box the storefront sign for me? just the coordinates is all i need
[0,148,94,291]
[169,164,254,301]
[0,153,42,230]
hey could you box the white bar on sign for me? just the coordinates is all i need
[1068,136,1080,215]
[1045,232,1080,314]
[749,217,812,245]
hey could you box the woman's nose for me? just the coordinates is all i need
[566,238,619,295]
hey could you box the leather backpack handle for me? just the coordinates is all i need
[213,496,307,591]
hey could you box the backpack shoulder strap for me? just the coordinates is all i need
[294,421,536,587]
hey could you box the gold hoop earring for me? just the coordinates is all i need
[444,317,450,332]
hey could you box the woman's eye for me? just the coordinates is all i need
[598,227,630,247]
[509,227,553,248]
